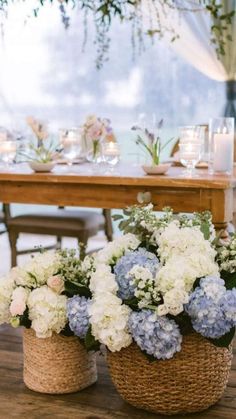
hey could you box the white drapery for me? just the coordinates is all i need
[142,0,236,82]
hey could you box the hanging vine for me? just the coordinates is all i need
[0,0,235,67]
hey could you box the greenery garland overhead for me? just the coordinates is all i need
[0,0,235,67]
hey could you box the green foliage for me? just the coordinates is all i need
[0,1,234,67]
[131,122,174,166]
[84,325,100,351]
[58,249,93,298]
[208,326,235,348]
[113,205,214,247]
[221,270,236,290]
[19,308,31,329]
[64,280,92,298]
[192,211,213,240]
[123,296,140,310]
[60,322,75,337]
[20,140,58,163]
[168,312,194,336]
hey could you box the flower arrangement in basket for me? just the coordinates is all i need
[85,205,235,415]
[0,249,99,394]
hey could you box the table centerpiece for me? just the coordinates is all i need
[23,116,58,172]
[81,115,114,164]
[132,120,173,175]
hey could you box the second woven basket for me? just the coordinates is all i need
[23,328,97,394]
[107,333,232,415]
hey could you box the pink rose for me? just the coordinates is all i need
[47,275,64,294]
[10,299,26,316]
[87,121,104,140]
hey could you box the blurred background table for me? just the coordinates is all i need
[0,163,236,230]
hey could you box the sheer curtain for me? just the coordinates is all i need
[143,0,236,115]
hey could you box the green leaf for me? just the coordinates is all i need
[118,220,130,231]
[123,297,139,310]
[192,277,202,290]
[19,308,31,329]
[208,327,235,348]
[112,214,124,221]
[84,325,100,352]
[60,322,74,337]
[220,270,236,290]
[168,312,193,335]
[142,349,157,363]
[64,280,92,298]
[200,221,210,240]
[123,208,131,216]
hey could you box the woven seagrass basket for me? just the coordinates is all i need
[107,332,232,415]
[23,329,97,394]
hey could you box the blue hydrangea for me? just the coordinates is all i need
[128,309,182,360]
[220,288,236,324]
[185,276,236,339]
[114,248,159,299]
[67,296,90,338]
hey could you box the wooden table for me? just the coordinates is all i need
[0,163,236,229]
[0,325,235,419]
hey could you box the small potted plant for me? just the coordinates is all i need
[132,120,174,175]
[24,116,58,172]
[0,249,98,394]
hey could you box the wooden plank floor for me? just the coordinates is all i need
[0,325,235,419]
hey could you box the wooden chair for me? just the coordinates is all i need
[3,204,113,267]
[0,205,7,235]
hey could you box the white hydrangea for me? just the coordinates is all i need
[90,264,118,295]
[95,233,140,265]
[0,275,16,324]
[156,253,219,297]
[14,252,60,288]
[156,221,216,264]
[88,293,132,352]
[157,286,189,316]
[28,285,67,338]
[201,276,226,302]
[9,266,31,287]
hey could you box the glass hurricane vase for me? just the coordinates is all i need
[87,139,103,164]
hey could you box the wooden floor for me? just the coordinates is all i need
[0,326,235,419]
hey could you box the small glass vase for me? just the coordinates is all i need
[86,139,103,164]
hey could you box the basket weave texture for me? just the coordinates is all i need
[23,328,97,394]
[107,332,232,415]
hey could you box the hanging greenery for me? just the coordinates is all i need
[0,0,235,67]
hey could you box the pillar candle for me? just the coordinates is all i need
[213,133,234,173]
